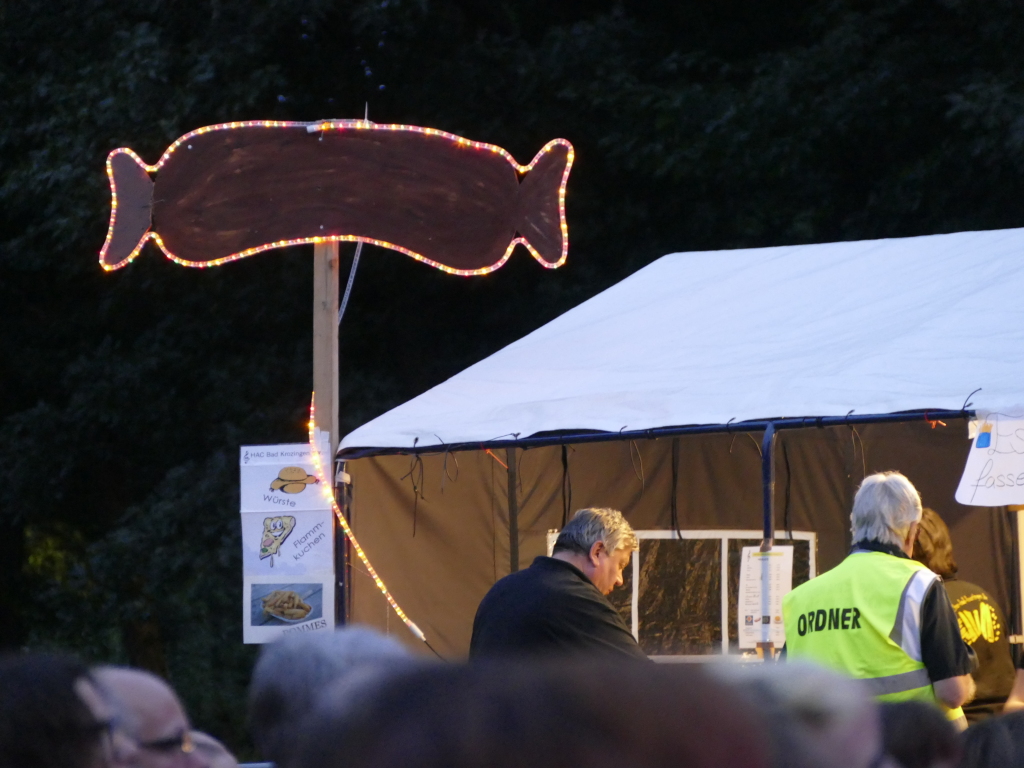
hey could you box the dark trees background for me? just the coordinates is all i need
[3,0,1024,754]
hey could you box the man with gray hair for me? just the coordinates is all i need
[470,507,646,659]
[782,471,975,727]
[247,626,413,765]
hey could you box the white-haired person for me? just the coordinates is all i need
[782,471,976,730]
[470,507,646,659]
[247,626,415,766]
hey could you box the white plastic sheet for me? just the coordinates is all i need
[342,228,1024,452]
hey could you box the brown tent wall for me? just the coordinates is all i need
[345,417,1018,658]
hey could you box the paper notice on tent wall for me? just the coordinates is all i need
[738,546,793,650]
[955,416,1024,507]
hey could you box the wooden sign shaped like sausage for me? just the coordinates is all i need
[100,120,574,275]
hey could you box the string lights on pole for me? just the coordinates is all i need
[307,395,427,644]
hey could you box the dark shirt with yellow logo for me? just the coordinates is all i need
[943,578,1015,722]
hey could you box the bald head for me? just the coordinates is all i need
[94,667,208,768]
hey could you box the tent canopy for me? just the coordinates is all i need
[341,227,1024,455]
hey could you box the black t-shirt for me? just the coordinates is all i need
[943,579,1015,721]
[469,556,647,660]
[919,576,977,682]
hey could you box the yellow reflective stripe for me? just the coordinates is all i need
[861,668,932,696]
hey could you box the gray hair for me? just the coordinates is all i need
[248,626,411,764]
[851,471,922,548]
[709,660,882,768]
[553,508,638,557]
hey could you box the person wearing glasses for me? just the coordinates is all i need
[94,666,213,768]
[0,652,138,768]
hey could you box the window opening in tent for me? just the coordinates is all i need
[633,530,815,660]
[542,528,816,660]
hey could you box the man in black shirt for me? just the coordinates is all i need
[470,508,646,659]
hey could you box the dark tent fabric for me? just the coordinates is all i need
[345,417,1017,658]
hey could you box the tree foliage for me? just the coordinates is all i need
[3,0,1024,754]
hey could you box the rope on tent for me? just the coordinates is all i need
[307,395,427,645]
[436,435,459,493]
[484,448,508,468]
[628,439,645,497]
[781,438,793,541]
[850,426,866,483]
[399,442,425,537]
[963,388,981,411]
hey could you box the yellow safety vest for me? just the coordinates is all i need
[783,550,964,721]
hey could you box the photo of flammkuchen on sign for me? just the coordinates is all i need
[99,120,574,275]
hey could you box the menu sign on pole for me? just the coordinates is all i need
[240,442,335,643]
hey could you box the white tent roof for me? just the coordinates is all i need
[341,228,1024,452]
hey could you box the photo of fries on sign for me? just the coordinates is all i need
[250,582,324,627]
[262,589,312,621]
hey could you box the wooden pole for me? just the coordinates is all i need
[313,241,341,623]
[312,242,340,454]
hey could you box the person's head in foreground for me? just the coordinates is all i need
[851,471,923,555]
[878,700,961,768]
[0,652,137,768]
[912,507,958,579]
[552,507,638,594]
[959,709,1024,767]
[187,732,237,768]
[294,659,771,768]
[710,659,899,768]
[248,625,413,765]
[93,666,209,768]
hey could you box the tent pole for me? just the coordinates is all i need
[507,447,519,573]
[760,422,776,552]
[758,422,778,661]
[335,461,353,624]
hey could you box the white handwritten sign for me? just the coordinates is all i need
[955,416,1024,506]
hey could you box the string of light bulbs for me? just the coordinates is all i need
[307,395,427,644]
